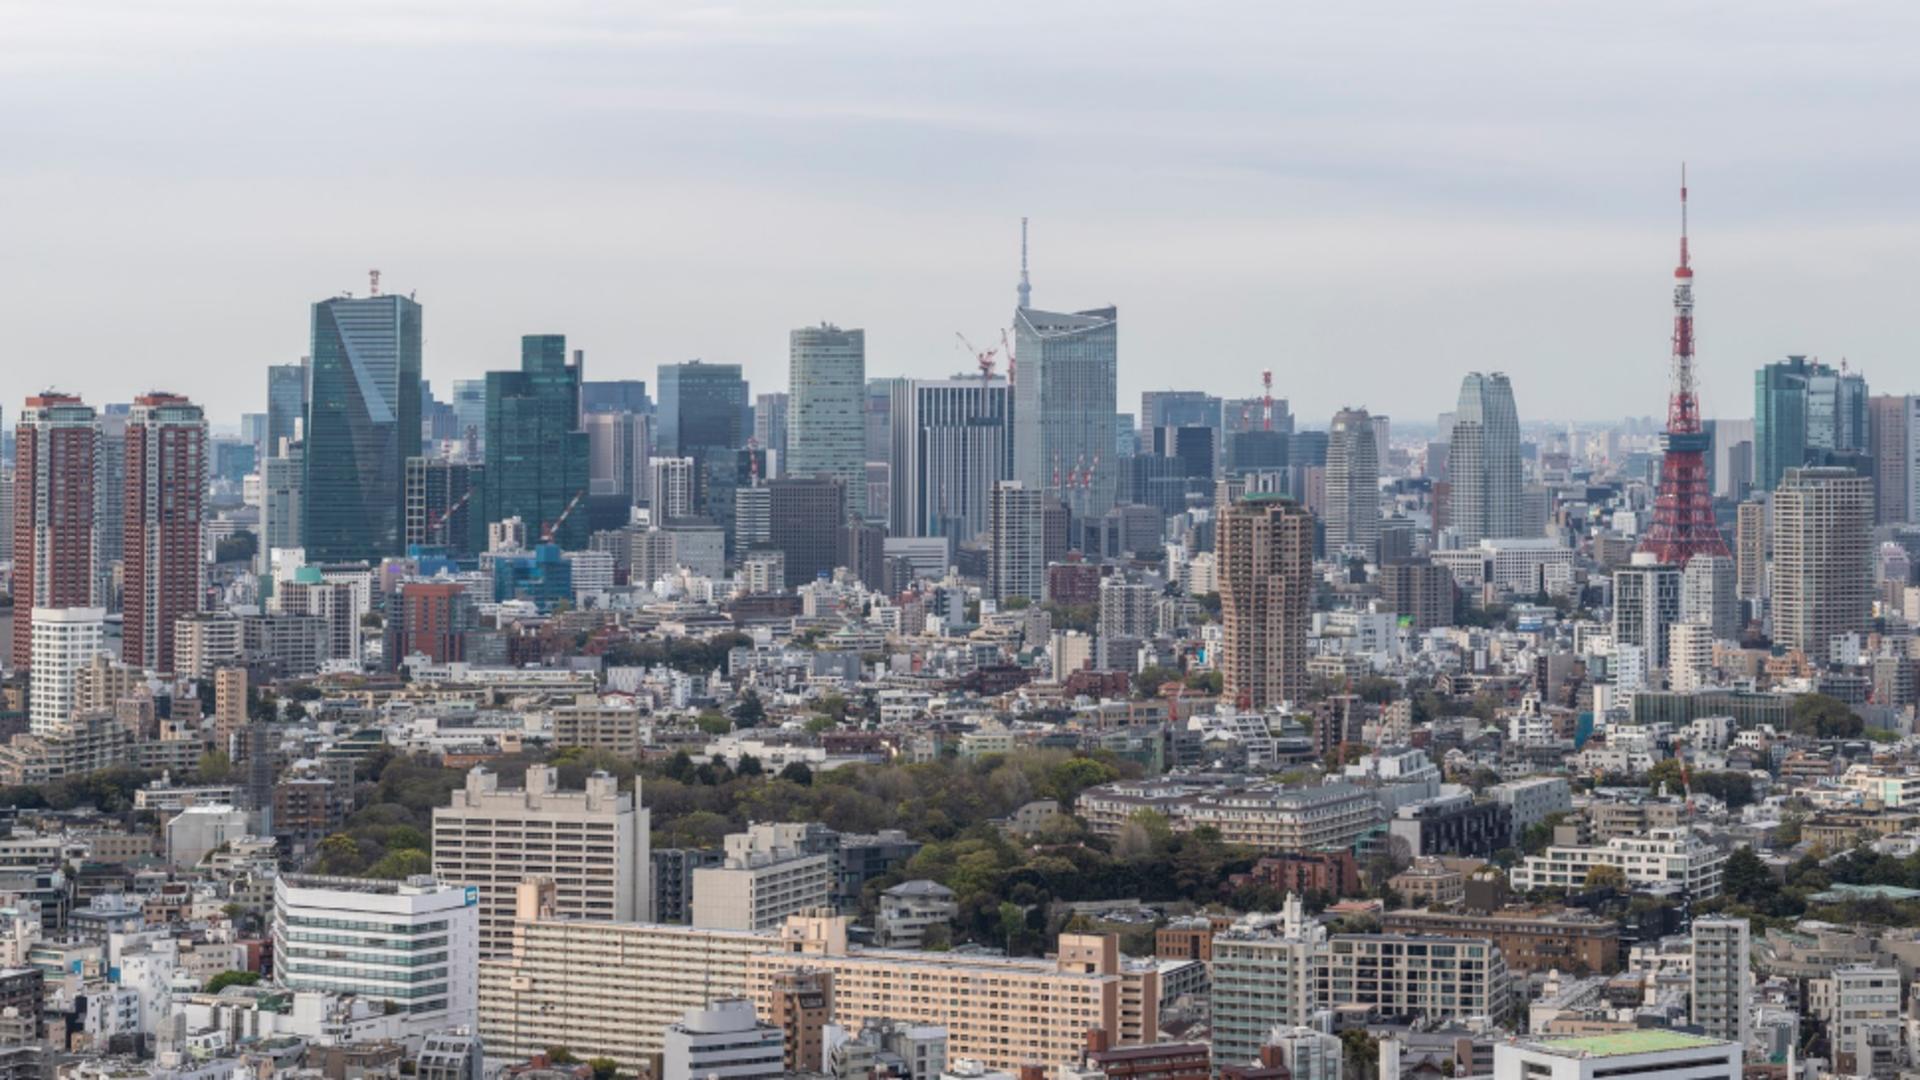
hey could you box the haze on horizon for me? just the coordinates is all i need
[5,0,1919,431]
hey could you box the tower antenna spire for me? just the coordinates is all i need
[1679,163,1689,271]
[1017,217,1032,310]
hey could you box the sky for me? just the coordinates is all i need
[5,0,1920,433]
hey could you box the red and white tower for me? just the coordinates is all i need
[1640,167,1730,565]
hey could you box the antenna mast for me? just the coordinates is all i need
[1017,217,1032,310]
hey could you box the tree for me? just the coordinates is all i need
[778,761,814,786]
[1134,666,1180,698]
[214,531,258,564]
[205,970,260,993]
[1646,758,1686,797]
[1584,864,1627,891]
[587,1059,618,1080]
[365,849,432,880]
[1791,693,1863,739]
[1340,1030,1379,1080]
[730,690,766,729]
[1723,845,1775,904]
[194,751,234,784]
[546,1049,580,1065]
[694,712,732,737]
[736,754,764,778]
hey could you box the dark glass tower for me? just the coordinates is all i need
[657,360,749,521]
[485,335,591,550]
[303,295,422,562]
[267,361,308,454]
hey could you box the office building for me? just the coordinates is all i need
[753,391,789,474]
[1752,354,1864,491]
[661,999,785,1080]
[657,360,748,513]
[990,480,1046,602]
[304,293,423,561]
[1829,966,1901,1079]
[763,477,846,588]
[387,581,473,665]
[1690,917,1751,1049]
[1867,395,1916,525]
[1735,500,1766,601]
[450,378,487,457]
[29,607,105,736]
[271,873,479,1032]
[1614,555,1682,669]
[789,324,867,518]
[1492,1033,1738,1080]
[889,376,1014,541]
[431,765,651,957]
[266,360,308,455]
[649,456,698,521]
[692,823,834,932]
[122,393,207,674]
[11,394,99,672]
[261,447,304,573]
[95,409,127,596]
[1324,407,1380,559]
[1219,496,1314,710]
[1807,366,1869,456]
[486,336,591,551]
[1449,373,1522,543]
[585,409,649,505]
[1772,467,1874,659]
[1378,560,1456,632]
[1012,305,1119,519]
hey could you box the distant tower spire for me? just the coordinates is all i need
[1017,217,1032,310]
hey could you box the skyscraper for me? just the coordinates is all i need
[29,606,105,736]
[1868,395,1917,526]
[1735,499,1767,603]
[1448,373,1522,543]
[1680,554,1738,641]
[788,324,867,519]
[94,407,128,607]
[486,336,591,550]
[585,411,650,506]
[262,447,304,574]
[1012,305,1119,520]
[1218,495,1314,710]
[405,457,486,556]
[12,394,99,672]
[450,379,487,459]
[304,293,423,562]
[989,480,1046,603]
[1325,407,1380,560]
[657,360,748,518]
[1772,466,1874,660]
[753,392,789,475]
[123,393,208,674]
[267,360,308,454]
[1754,355,1833,491]
[766,477,847,588]
[1613,555,1683,670]
[888,376,1013,541]
[1807,366,1869,456]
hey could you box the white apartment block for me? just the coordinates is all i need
[30,607,105,736]
[272,874,479,1034]
[692,823,833,931]
[1509,828,1726,898]
[432,765,651,958]
[1690,917,1751,1049]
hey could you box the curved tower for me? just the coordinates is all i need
[1641,167,1731,564]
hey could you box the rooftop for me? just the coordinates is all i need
[1530,1031,1729,1058]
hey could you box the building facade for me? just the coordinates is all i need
[1219,496,1314,710]
[271,874,479,1034]
[123,393,207,674]
[1012,305,1119,520]
[1449,373,1522,543]
[1324,407,1380,559]
[1772,466,1874,659]
[788,324,867,519]
[485,335,591,551]
[303,293,423,561]
[12,394,99,672]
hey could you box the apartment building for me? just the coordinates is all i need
[1507,828,1725,898]
[692,823,834,931]
[431,765,650,957]
[1381,908,1619,974]
[1690,918,1751,1049]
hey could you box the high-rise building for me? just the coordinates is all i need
[1680,554,1738,641]
[272,874,479,1034]
[123,393,207,674]
[95,408,127,603]
[1613,556,1683,670]
[261,447,305,574]
[888,376,1014,541]
[1868,395,1917,526]
[1218,496,1314,710]
[1325,407,1380,560]
[267,360,308,454]
[1012,305,1119,519]
[1772,466,1874,660]
[1378,559,1457,632]
[304,293,423,561]
[753,392,789,474]
[486,336,591,551]
[692,824,834,932]
[1689,917,1751,1049]
[12,394,99,672]
[1807,367,1869,456]
[657,360,748,515]
[1753,355,1845,492]
[767,477,846,588]
[1449,373,1522,543]
[388,581,474,665]
[450,379,487,458]
[1735,500,1767,602]
[29,606,105,736]
[648,457,698,521]
[585,410,649,506]
[431,765,652,958]
[404,458,486,556]
[787,324,867,519]
[1667,620,1716,693]
[989,480,1046,603]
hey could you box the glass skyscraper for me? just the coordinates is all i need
[1012,305,1119,520]
[788,324,867,518]
[485,335,591,551]
[1754,355,1823,492]
[267,360,308,455]
[1449,372,1522,543]
[657,360,748,523]
[303,294,423,562]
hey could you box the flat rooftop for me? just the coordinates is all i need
[1530,1031,1729,1058]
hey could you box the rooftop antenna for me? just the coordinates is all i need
[369,269,381,297]
[1017,217,1032,310]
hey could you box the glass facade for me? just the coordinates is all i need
[303,295,423,562]
[267,361,308,455]
[485,335,590,550]
[1011,305,1119,520]
[788,324,866,518]
[657,360,749,523]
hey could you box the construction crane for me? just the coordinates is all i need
[428,488,474,542]
[955,331,1000,386]
[541,489,589,544]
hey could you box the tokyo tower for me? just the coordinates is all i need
[1639,166,1730,564]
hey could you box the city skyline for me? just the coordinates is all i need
[9,3,1920,427]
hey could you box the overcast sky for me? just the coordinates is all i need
[5,1,1919,432]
